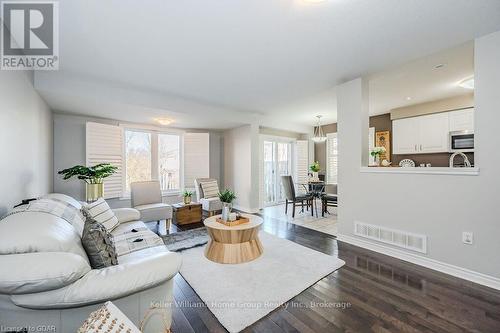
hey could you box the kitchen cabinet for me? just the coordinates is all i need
[393,117,419,154]
[418,113,450,153]
[393,112,449,154]
[449,108,474,132]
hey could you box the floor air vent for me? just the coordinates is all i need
[354,221,427,253]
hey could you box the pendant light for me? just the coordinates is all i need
[312,115,327,143]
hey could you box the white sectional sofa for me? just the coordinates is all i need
[0,193,182,332]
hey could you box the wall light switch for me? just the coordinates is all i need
[462,232,473,245]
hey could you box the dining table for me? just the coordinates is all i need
[297,180,325,218]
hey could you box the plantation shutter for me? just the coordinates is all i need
[86,122,123,199]
[326,133,338,184]
[296,140,309,194]
[183,133,210,190]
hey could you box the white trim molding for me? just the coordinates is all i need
[337,233,500,291]
[233,205,259,214]
[360,166,479,176]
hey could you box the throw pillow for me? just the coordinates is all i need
[81,208,118,269]
[83,198,120,232]
[200,181,219,199]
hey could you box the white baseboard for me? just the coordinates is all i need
[232,205,259,214]
[337,234,500,291]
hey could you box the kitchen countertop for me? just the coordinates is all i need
[360,166,479,176]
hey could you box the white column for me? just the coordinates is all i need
[336,78,369,235]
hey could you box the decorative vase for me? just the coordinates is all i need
[221,202,232,221]
[374,155,381,166]
[312,171,319,180]
[86,183,103,202]
[183,196,192,204]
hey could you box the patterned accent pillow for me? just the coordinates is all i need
[200,181,219,199]
[83,198,119,232]
[81,208,118,269]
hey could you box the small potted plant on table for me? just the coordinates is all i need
[58,163,118,202]
[182,190,193,204]
[218,189,236,221]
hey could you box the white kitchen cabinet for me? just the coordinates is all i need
[418,113,450,153]
[393,112,449,154]
[449,108,474,132]
[393,117,419,154]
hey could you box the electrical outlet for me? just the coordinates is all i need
[462,232,473,245]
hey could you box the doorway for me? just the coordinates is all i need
[263,139,293,206]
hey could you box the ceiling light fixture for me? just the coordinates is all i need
[458,77,474,90]
[154,118,173,126]
[312,115,327,143]
[406,97,412,101]
[303,0,327,3]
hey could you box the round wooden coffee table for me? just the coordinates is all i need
[203,214,263,264]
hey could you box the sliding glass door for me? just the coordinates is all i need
[263,140,293,206]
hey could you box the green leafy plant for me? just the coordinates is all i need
[309,161,321,172]
[218,189,236,203]
[183,190,193,198]
[58,163,118,184]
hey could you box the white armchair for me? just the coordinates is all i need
[130,181,172,235]
[194,178,222,216]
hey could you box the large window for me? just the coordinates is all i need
[125,130,180,194]
[125,131,152,193]
[158,134,180,191]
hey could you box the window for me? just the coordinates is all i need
[326,133,338,184]
[158,134,180,191]
[124,129,181,194]
[125,131,151,193]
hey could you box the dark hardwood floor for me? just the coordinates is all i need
[153,216,500,333]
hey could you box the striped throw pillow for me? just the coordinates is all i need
[83,198,120,232]
[201,181,219,199]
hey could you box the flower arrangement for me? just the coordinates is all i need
[370,146,387,158]
[309,161,321,173]
[370,147,387,166]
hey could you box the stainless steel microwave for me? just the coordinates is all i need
[449,130,474,152]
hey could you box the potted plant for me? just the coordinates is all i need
[309,161,321,180]
[218,189,237,221]
[370,147,387,166]
[182,190,193,204]
[58,163,118,202]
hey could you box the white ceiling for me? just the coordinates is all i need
[34,0,500,131]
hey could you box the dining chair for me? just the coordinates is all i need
[322,184,338,217]
[281,175,313,218]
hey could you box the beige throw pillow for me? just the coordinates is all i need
[201,181,219,199]
[84,198,120,231]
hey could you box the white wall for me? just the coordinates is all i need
[0,71,53,216]
[224,124,260,212]
[337,31,500,287]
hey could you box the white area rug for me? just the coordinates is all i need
[179,231,345,332]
